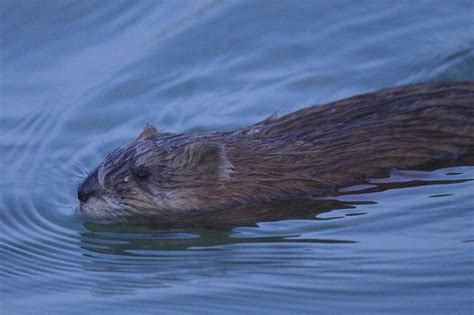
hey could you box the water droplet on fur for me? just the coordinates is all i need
[248,128,261,135]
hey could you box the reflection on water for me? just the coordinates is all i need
[1,1,473,314]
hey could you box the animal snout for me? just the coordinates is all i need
[77,186,95,203]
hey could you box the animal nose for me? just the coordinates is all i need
[78,187,95,203]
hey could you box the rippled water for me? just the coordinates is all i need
[1,1,473,314]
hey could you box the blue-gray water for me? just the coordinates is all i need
[1,1,473,314]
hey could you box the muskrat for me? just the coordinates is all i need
[77,81,474,226]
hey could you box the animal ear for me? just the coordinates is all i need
[136,123,160,141]
[179,141,234,179]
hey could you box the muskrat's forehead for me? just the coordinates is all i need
[101,134,192,170]
[103,140,170,168]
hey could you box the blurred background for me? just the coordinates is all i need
[1,1,473,314]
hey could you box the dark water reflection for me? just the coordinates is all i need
[1,1,473,314]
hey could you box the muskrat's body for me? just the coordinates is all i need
[78,81,474,226]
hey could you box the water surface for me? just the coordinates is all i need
[1,1,473,314]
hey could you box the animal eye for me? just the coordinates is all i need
[135,169,149,180]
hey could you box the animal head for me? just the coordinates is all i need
[77,124,233,224]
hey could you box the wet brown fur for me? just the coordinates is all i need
[78,81,474,226]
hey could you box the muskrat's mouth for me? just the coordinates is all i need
[77,199,120,225]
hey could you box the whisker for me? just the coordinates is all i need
[60,149,88,176]
[91,119,108,154]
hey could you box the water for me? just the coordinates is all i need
[1,1,473,314]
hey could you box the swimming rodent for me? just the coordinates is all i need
[77,81,474,227]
